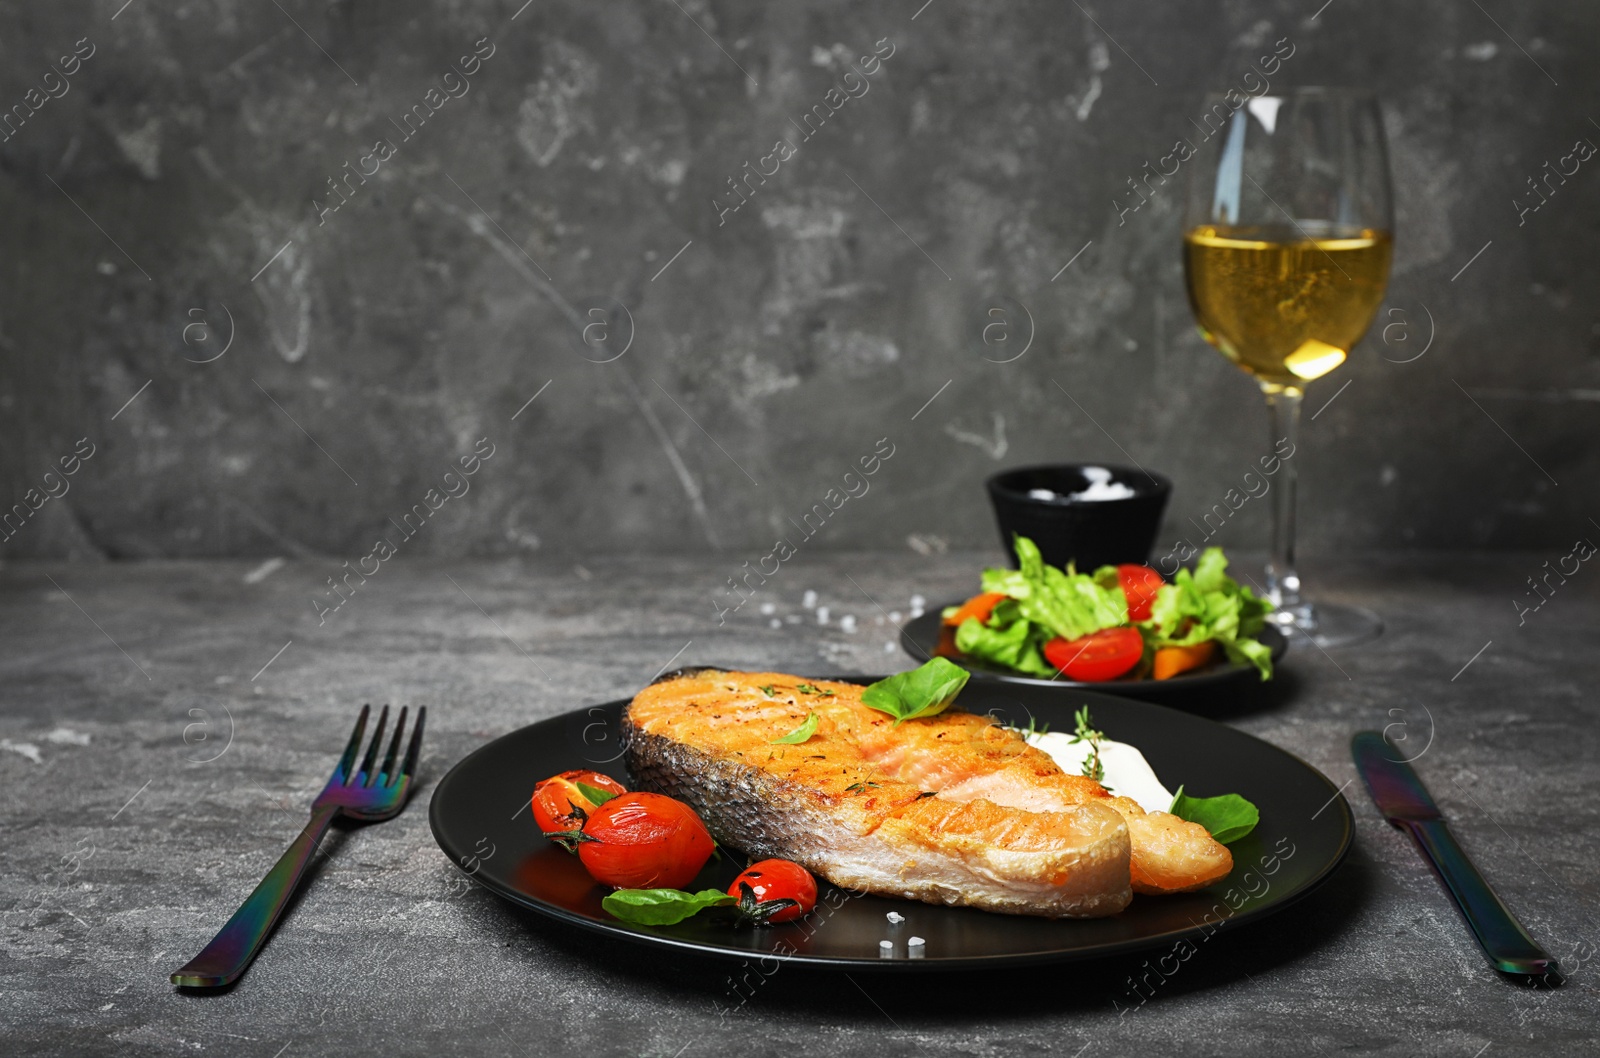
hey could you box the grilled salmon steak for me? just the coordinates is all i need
[624,671,1230,917]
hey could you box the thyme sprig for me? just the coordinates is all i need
[1013,714,1051,739]
[1069,705,1106,784]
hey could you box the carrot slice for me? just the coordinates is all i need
[942,592,1009,627]
[1152,641,1218,680]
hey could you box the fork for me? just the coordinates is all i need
[170,704,425,988]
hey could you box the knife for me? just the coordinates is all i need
[1351,731,1557,977]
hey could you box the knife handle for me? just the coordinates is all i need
[1397,818,1558,977]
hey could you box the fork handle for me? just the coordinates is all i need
[171,805,339,988]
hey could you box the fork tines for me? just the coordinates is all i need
[337,704,426,787]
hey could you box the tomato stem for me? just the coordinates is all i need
[733,881,800,927]
[542,828,598,854]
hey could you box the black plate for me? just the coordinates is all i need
[429,679,1349,971]
[900,607,1289,703]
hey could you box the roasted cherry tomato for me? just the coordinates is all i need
[1116,564,1165,623]
[728,859,818,924]
[532,770,628,836]
[577,792,716,890]
[1043,627,1145,682]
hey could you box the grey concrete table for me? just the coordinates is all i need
[1,553,1596,1056]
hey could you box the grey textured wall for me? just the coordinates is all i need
[2,0,1596,561]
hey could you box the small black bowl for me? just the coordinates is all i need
[986,464,1172,570]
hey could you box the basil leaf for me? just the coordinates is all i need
[860,657,970,724]
[1168,784,1260,845]
[573,781,619,807]
[601,888,735,925]
[772,712,820,744]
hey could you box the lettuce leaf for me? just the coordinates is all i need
[1145,547,1274,679]
[979,536,1128,641]
[953,610,1055,677]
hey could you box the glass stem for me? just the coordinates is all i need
[1263,384,1305,618]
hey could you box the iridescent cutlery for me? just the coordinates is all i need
[171,705,425,988]
[1352,731,1556,977]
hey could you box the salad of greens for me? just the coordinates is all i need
[944,535,1275,682]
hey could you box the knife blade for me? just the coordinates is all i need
[1351,731,1558,977]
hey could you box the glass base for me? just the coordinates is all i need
[1267,600,1384,649]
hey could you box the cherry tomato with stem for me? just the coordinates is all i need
[1043,627,1145,682]
[1116,564,1166,623]
[727,859,818,925]
[532,770,628,841]
[575,792,716,890]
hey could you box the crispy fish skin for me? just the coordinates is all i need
[623,671,1132,918]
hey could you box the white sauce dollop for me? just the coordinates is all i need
[1024,730,1175,814]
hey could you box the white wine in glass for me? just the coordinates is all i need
[1182,89,1393,647]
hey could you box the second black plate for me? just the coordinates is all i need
[900,607,1289,703]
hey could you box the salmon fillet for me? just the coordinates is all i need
[623,670,1134,918]
[854,709,1232,894]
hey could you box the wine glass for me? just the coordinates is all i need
[1182,87,1393,647]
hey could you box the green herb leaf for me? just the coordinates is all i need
[794,683,834,697]
[772,712,820,744]
[1019,714,1050,738]
[573,781,619,807]
[601,888,735,926]
[1146,547,1275,680]
[1168,785,1260,845]
[1069,706,1106,783]
[978,535,1130,641]
[1068,705,1103,745]
[758,685,777,697]
[860,657,970,725]
[953,608,1055,677]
